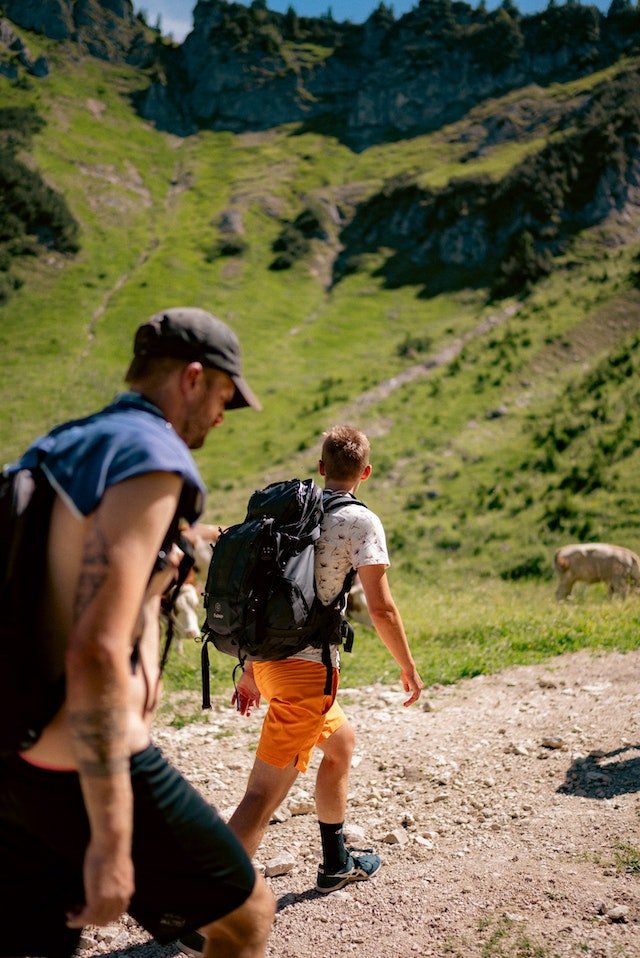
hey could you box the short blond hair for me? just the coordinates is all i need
[321,425,370,481]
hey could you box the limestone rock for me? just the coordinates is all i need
[383,828,409,845]
[3,0,154,66]
[264,851,296,878]
[344,823,368,845]
[289,791,315,816]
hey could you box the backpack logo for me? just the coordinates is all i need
[212,602,223,619]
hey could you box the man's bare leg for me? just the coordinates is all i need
[314,722,355,823]
[228,758,299,857]
[200,872,275,958]
[313,721,381,891]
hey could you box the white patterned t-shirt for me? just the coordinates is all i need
[291,501,389,665]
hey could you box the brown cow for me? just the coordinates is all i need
[181,522,225,575]
[346,574,373,627]
[169,579,201,654]
[554,542,640,599]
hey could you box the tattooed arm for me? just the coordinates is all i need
[64,471,182,929]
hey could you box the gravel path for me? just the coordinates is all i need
[75,649,640,958]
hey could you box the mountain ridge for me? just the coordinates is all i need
[4,0,640,148]
[141,0,640,148]
[0,0,639,591]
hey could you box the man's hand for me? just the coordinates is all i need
[155,541,186,596]
[357,564,425,708]
[231,669,261,716]
[66,840,134,928]
[400,666,424,707]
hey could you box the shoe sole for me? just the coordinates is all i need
[177,940,205,958]
[315,859,382,894]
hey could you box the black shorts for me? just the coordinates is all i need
[0,744,255,958]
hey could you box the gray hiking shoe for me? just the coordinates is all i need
[177,930,205,957]
[316,848,382,893]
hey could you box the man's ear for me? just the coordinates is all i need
[361,463,372,482]
[181,361,205,393]
[318,459,326,477]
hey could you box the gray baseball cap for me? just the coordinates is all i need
[128,307,261,410]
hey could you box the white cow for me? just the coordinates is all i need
[168,581,201,654]
[554,542,640,599]
[345,574,373,627]
[182,522,225,576]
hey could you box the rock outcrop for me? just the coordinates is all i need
[327,70,640,296]
[5,1,640,152]
[3,0,639,302]
[0,18,49,78]
[3,0,155,66]
[136,0,640,149]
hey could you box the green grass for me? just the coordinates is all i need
[2,38,640,712]
[480,916,548,958]
[613,842,640,875]
[163,580,640,701]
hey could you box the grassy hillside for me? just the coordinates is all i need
[1,29,639,699]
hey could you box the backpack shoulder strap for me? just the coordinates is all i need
[313,489,367,690]
[158,532,195,672]
[322,489,367,513]
[321,489,366,594]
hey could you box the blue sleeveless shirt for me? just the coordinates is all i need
[9,392,206,523]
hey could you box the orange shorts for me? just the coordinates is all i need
[252,659,346,773]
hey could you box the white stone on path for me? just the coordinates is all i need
[344,823,367,844]
[289,791,315,815]
[383,828,409,845]
[265,851,296,877]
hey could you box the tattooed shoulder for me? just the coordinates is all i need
[74,519,109,621]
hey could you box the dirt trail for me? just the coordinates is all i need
[343,303,521,415]
[76,648,640,958]
[81,154,189,358]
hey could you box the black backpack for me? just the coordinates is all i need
[0,463,61,756]
[200,478,364,706]
[0,462,195,756]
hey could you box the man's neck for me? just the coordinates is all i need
[324,480,358,495]
[128,385,176,432]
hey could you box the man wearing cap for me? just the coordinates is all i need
[0,308,274,958]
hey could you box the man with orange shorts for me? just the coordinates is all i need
[219,425,425,894]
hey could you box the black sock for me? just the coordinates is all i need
[319,820,348,872]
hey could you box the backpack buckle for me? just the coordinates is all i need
[341,618,355,653]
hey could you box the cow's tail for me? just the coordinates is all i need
[554,550,570,572]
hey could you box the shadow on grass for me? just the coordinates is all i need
[557,744,640,799]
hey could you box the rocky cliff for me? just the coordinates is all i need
[330,70,640,296]
[0,18,49,78]
[3,0,640,301]
[2,0,155,65]
[136,0,640,149]
[5,0,640,150]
